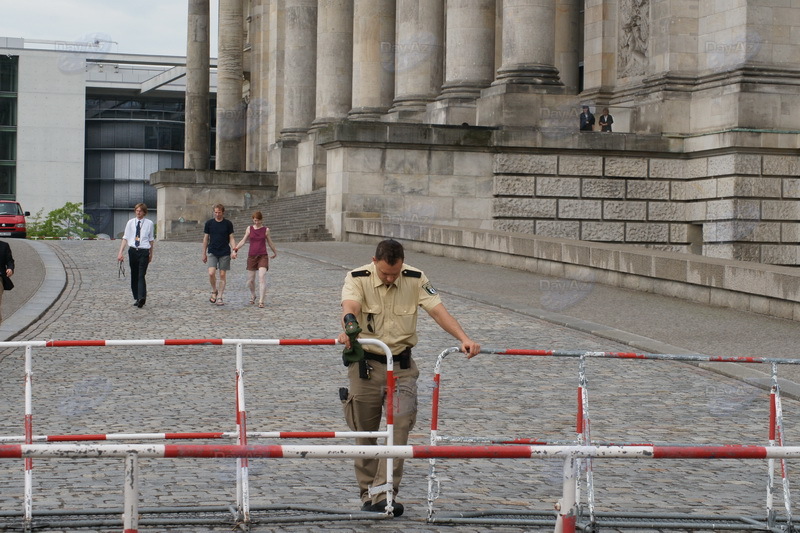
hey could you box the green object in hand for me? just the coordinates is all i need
[342,313,365,364]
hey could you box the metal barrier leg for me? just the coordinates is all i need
[123,452,139,533]
[554,453,579,533]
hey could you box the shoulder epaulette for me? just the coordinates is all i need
[402,269,422,278]
[350,269,370,277]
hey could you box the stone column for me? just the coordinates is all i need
[313,0,354,126]
[554,0,580,93]
[430,0,495,125]
[387,0,444,120]
[217,0,245,170]
[246,0,269,171]
[280,0,317,141]
[494,0,560,85]
[185,0,210,170]
[349,0,396,120]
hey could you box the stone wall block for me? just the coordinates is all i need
[672,179,716,200]
[763,200,800,220]
[784,179,800,198]
[494,175,536,196]
[761,245,800,266]
[627,180,670,200]
[493,197,557,217]
[535,220,580,240]
[494,219,535,233]
[717,176,781,198]
[494,153,558,175]
[763,155,800,176]
[605,157,648,178]
[558,199,602,219]
[536,177,581,197]
[648,202,687,221]
[558,155,603,176]
[782,223,800,243]
[708,154,761,176]
[582,178,626,198]
[625,223,670,242]
[581,221,625,241]
[603,200,647,220]
[651,158,707,179]
[706,199,761,221]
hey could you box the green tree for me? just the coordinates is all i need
[27,202,96,239]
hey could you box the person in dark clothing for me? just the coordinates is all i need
[599,107,614,132]
[579,105,595,131]
[202,204,237,306]
[0,240,14,324]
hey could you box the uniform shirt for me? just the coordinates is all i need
[341,262,442,356]
[122,217,154,250]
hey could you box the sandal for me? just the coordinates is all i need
[258,300,265,308]
[249,296,256,305]
[216,296,224,306]
[209,291,218,303]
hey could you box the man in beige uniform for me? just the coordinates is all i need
[339,239,480,517]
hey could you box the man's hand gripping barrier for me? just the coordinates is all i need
[342,313,365,365]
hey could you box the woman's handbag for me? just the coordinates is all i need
[2,275,14,291]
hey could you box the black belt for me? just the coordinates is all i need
[349,347,412,379]
[364,347,412,369]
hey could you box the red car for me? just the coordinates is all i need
[0,201,30,238]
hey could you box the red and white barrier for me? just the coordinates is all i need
[7,337,396,531]
[428,346,800,533]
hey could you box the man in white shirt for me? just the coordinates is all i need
[117,203,155,308]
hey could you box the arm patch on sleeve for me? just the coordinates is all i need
[422,282,437,295]
[402,269,422,278]
[350,269,370,277]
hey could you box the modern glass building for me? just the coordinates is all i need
[0,55,18,199]
[0,37,216,238]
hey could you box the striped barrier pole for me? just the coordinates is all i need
[772,363,793,528]
[577,355,594,524]
[23,344,33,529]
[427,347,460,518]
[123,452,139,533]
[1,430,398,443]
[235,342,250,524]
[3,442,800,459]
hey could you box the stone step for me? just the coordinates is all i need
[166,190,333,243]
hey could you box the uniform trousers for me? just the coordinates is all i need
[343,356,419,504]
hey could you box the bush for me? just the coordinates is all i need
[27,202,96,240]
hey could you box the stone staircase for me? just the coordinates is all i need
[166,189,334,243]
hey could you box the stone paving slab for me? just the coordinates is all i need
[0,240,797,532]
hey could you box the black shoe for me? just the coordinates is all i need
[360,501,372,512]
[365,499,404,517]
[132,300,139,306]
[137,298,146,308]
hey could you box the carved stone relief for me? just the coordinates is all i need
[618,0,650,77]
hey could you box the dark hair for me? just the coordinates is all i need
[374,239,404,265]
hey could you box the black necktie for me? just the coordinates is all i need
[135,221,141,247]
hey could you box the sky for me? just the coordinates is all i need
[0,0,219,57]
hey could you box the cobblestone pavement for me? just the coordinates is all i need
[0,240,798,533]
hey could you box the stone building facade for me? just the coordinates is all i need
[166,0,800,265]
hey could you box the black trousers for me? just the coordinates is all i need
[128,247,150,301]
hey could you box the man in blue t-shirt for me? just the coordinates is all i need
[202,204,237,306]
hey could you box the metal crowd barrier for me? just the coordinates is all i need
[428,346,800,532]
[0,337,399,532]
[3,338,800,532]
